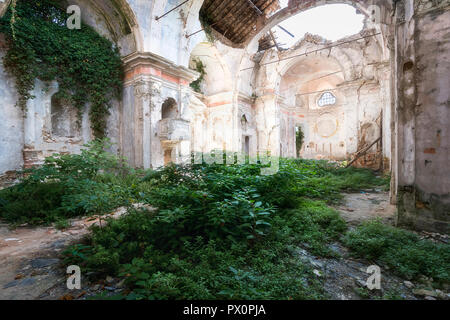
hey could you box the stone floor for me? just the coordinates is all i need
[334,190,396,227]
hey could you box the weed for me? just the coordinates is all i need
[344,220,450,284]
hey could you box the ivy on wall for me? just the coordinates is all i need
[189,58,206,93]
[0,0,123,138]
[198,10,215,43]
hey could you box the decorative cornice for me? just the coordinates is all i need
[237,92,254,105]
[122,51,199,84]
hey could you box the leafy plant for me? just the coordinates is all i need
[198,10,215,43]
[0,139,135,224]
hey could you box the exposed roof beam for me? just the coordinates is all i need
[269,31,281,51]
[245,0,263,15]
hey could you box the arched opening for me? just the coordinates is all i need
[189,42,233,96]
[269,4,365,49]
[250,1,391,170]
[67,0,141,56]
[161,98,178,119]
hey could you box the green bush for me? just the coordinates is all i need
[344,220,450,284]
[0,139,135,225]
[273,199,347,256]
[0,182,65,224]
[63,158,374,299]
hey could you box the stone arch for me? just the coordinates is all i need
[181,0,206,66]
[237,0,393,93]
[245,0,393,49]
[275,52,350,110]
[276,45,355,92]
[189,42,233,96]
[67,0,142,56]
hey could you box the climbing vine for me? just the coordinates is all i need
[0,0,123,138]
[199,10,215,43]
[189,58,206,93]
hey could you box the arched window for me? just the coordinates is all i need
[318,92,336,107]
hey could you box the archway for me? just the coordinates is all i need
[67,0,142,56]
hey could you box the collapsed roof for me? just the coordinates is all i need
[199,0,282,45]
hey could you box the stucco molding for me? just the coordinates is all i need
[123,51,199,84]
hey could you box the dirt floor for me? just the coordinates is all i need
[0,191,447,300]
[335,190,396,227]
[0,209,128,300]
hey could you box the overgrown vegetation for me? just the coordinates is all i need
[189,59,206,93]
[198,10,215,43]
[0,139,137,225]
[344,220,450,285]
[62,156,353,299]
[0,0,123,137]
[295,126,304,157]
[1,141,446,299]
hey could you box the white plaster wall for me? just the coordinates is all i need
[0,47,23,175]
[128,0,205,67]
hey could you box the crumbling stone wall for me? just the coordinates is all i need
[395,0,450,233]
[0,33,23,181]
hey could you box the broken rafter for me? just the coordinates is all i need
[208,0,231,18]
[345,137,382,168]
[222,0,254,38]
[269,30,281,51]
[232,0,272,43]
[229,0,263,41]
[246,0,263,15]
[199,0,281,44]
[186,7,234,38]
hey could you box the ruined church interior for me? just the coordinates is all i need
[0,0,448,304]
